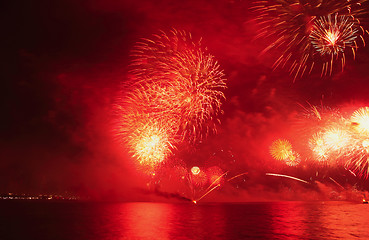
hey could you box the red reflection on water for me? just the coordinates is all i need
[120,202,173,240]
[321,202,369,239]
[269,202,307,238]
[115,202,227,239]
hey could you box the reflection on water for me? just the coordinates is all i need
[1,201,369,239]
[270,202,307,239]
[121,203,171,239]
[120,202,226,239]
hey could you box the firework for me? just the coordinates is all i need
[269,139,302,166]
[309,132,329,162]
[340,107,369,177]
[116,29,226,174]
[344,145,369,178]
[116,84,179,170]
[308,127,351,164]
[193,170,228,202]
[310,13,362,76]
[270,139,293,161]
[295,105,350,162]
[130,29,227,143]
[252,0,367,79]
[227,172,249,182]
[323,127,351,152]
[127,117,176,170]
[351,107,369,134]
[282,104,369,178]
[285,151,301,166]
[188,166,208,198]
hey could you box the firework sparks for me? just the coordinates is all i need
[344,143,369,178]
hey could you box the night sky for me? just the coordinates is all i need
[2,0,369,202]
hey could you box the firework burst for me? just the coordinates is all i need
[130,29,226,142]
[351,107,369,134]
[116,88,179,171]
[125,116,176,171]
[285,151,302,166]
[252,0,367,79]
[323,127,351,152]
[309,132,329,162]
[270,139,301,166]
[116,29,226,174]
[282,104,369,178]
[310,13,363,76]
[344,107,369,177]
[344,137,369,178]
[270,139,293,161]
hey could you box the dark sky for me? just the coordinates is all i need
[1,0,369,201]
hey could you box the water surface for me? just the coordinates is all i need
[1,201,368,239]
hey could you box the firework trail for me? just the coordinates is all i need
[192,171,249,203]
[329,177,345,189]
[252,0,367,79]
[266,173,310,184]
[227,172,249,182]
